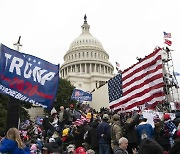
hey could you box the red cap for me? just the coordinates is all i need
[76,147,86,154]
[164,113,170,120]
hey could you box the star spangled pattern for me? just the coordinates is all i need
[108,73,123,103]
[163,32,171,38]
[109,48,165,112]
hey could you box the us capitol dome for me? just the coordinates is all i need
[60,15,114,92]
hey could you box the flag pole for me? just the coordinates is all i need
[6,36,22,131]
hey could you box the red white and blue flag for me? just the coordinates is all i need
[164,39,172,46]
[72,115,90,126]
[71,88,92,101]
[163,32,171,38]
[108,48,165,112]
[0,44,59,109]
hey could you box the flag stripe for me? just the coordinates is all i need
[109,48,164,111]
[164,39,172,46]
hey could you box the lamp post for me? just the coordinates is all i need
[6,36,22,131]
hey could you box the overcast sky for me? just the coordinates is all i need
[0,0,180,83]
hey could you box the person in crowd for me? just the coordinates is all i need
[0,127,30,154]
[58,106,69,134]
[68,104,75,125]
[138,138,164,154]
[169,129,180,154]
[163,113,177,147]
[123,112,139,154]
[62,144,76,154]
[49,107,59,132]
[72,124,86,148]
[96,113,111,154]
[29,141,37,154]
[42,115,54,141]
[153,114,170,152]
[114,137,137,154]
[173,111,180,127]
[84,118,100,153]
[110,114,123,152]
[136,117,154,144]
[43,137,61,154]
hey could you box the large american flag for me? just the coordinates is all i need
[108,48,165,112]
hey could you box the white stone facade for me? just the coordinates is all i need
[60,17,114,92]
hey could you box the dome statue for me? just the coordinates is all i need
[60,15,114,92]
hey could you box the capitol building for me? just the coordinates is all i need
[60,15,114,93]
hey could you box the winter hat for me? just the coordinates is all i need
[51,107,57,115]
[113,114,120,121]
[67,144,75,153]
[86,112,92,119]
[30,144,37,151]
[153,114,160,122]
[49,137,55,143]
[103,114,109,120]
[164,113,170,120]
[76,147,86,154]
[62,128,69,137]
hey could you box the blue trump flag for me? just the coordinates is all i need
[71,88,92,101]
[0,44,59,110]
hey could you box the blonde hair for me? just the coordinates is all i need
[6,128,25,149]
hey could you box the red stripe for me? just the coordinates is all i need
[112,92,164,112]
[123,74,163,96]
[110,82,164,109]
[123,65,163,92]
[110,48,164,111]
[123,55,161,81]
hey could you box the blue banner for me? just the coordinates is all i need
[71,88,92,101]
[0,44,59,109]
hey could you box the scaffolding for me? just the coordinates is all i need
[161,46,180,111]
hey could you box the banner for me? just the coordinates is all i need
[0,44,59,109]
[71,88,92,101]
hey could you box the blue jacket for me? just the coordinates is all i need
[136,122,154,143]
[0,138,30,154]
[96,121,111,144]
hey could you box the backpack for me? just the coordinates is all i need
[141,128,148,140]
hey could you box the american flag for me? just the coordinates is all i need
[72,115,90,126]
[163,32,171,38]
[164,39,172,46]
[108,48,165,112]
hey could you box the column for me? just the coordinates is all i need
[90,63,92,73]
[85,63,87,73]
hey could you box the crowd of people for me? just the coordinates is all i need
[0,103,180,154]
